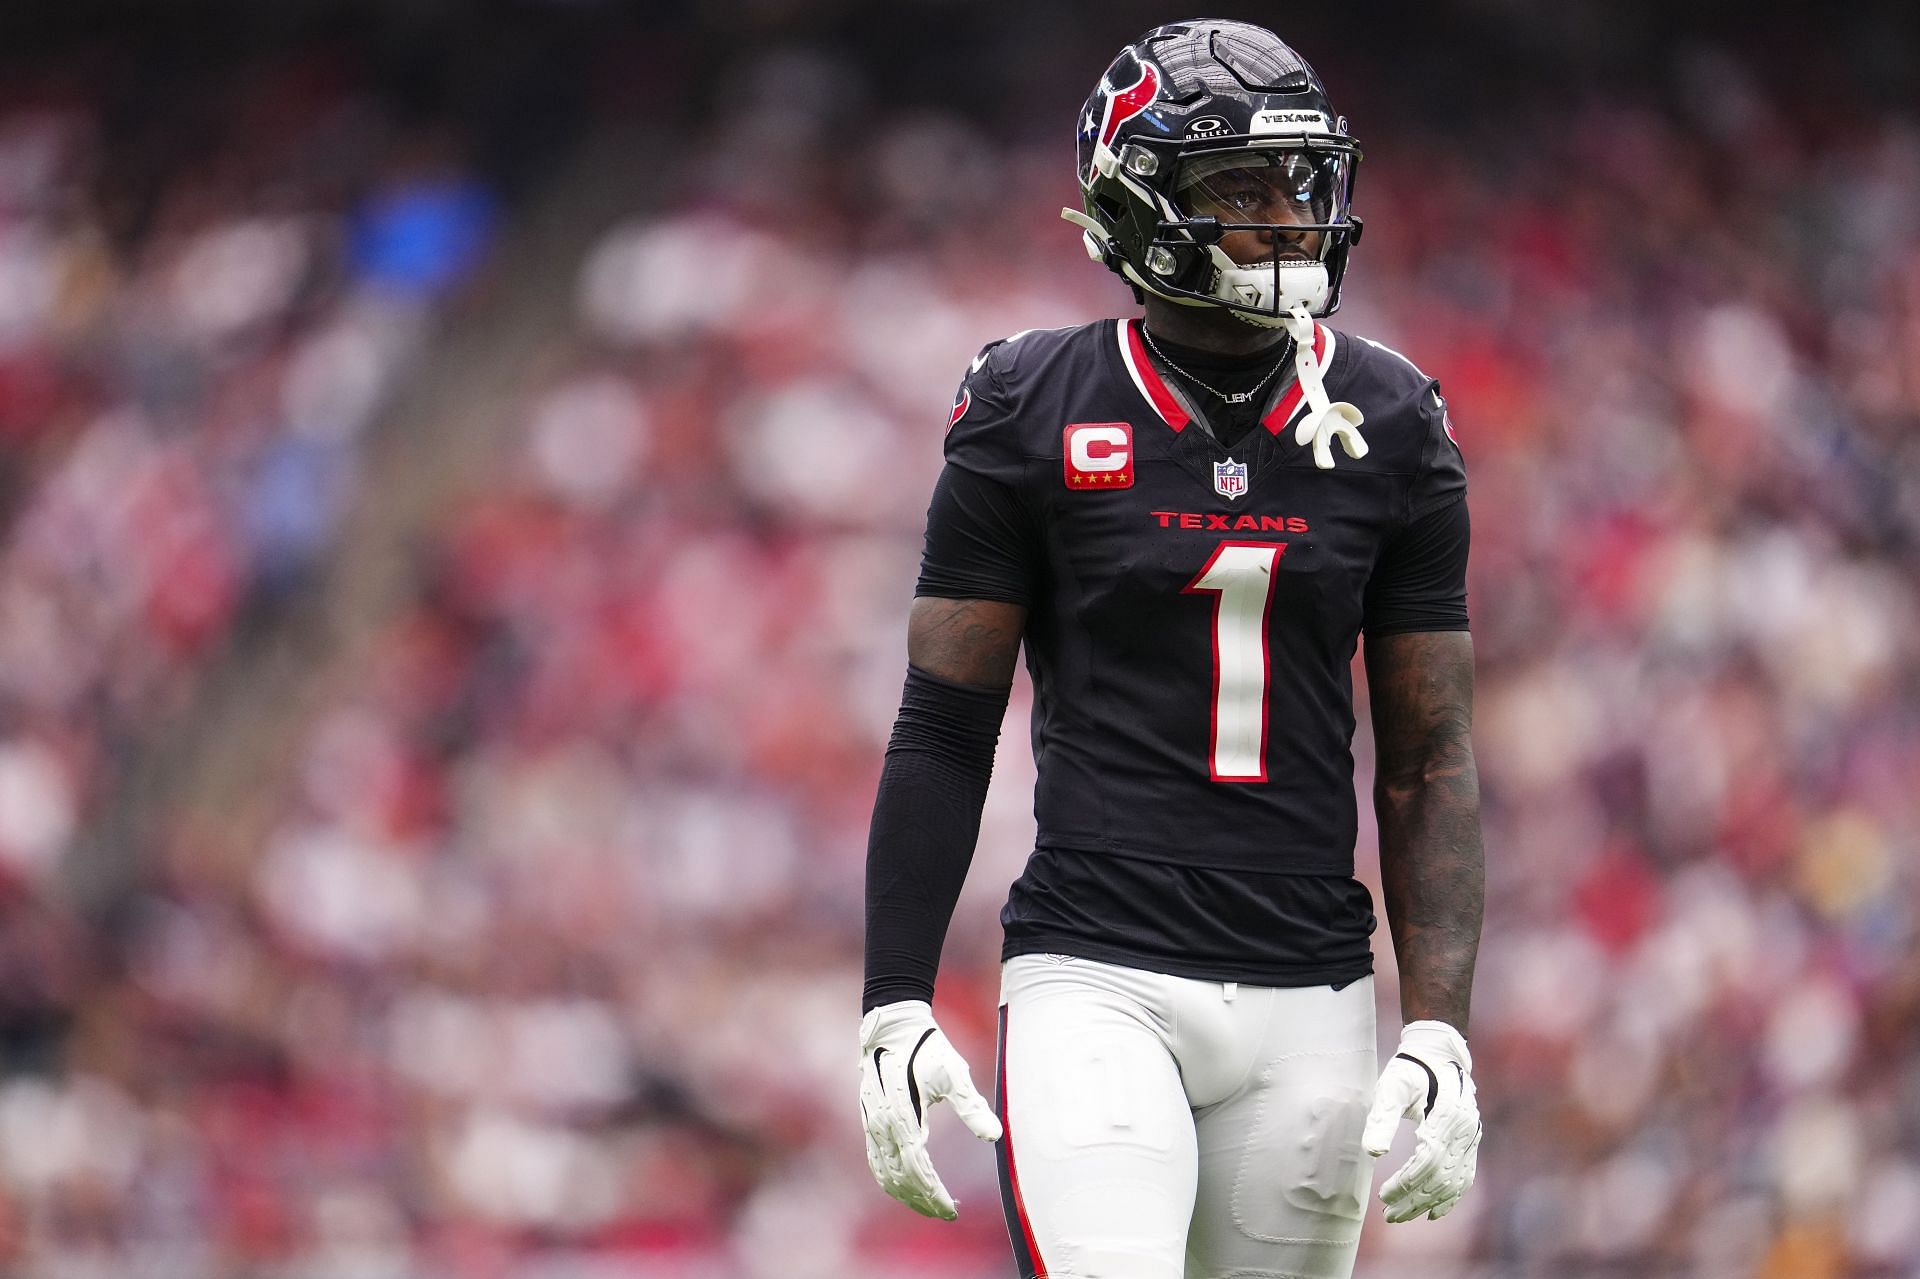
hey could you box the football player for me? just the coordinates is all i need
[860,20,1484,1279]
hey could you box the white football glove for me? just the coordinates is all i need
[1363,1019,1482,1223]
[858,1000,1003,1220]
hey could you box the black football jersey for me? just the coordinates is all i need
[916,317,1468,984]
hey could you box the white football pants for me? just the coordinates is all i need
[995,954,1376,1279]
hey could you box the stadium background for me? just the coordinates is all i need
[0,0,1916,1274]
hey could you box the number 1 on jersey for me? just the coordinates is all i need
[1183,541,1286,783]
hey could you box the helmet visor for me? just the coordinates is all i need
[1172,146,1354,229]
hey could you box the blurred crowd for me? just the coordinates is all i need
[0,38,501,889]
[2,8,1919,1279]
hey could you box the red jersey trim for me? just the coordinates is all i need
[1262,322,1335,435]
[1118,319,1191,432]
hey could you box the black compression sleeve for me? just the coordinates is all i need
[914,463,1038,604]
[1363,495,1471,635]
[862,664,1011,1012]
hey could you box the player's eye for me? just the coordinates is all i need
[1278,156,1318,202]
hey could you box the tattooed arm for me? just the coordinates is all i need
[908,598,1026,686]
[1365,630,1483,1029]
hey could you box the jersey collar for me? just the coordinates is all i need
[1118,319,1190,431]
[1117,318,1336,435]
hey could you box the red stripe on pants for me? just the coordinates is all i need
[997,1005,1047,1277]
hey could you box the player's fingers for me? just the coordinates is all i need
[944,1077,1005,1143]
[1363,1070,1423,1155]
[1408,1109,1476,1184]
[873,1109,913,1189]
[1379,1162,1423,1209]
[869,1098,911,1172]
[1385,1189,1446,1225]
[1457,1139,1481,1192]
[862,1110,889,1169]
[1383,1162,1455,1222]
[1418,1134,1477,1220]
[1399,1175,1462,1223]
[916,1045,1004,1144]
[1361,1106,1399,1157]
[1385,1121,1479,1220]
[895,1125,958,1219]
[1379,1139,1444,1206]
[860,1093,891,1164]
[900,1174,958,1219]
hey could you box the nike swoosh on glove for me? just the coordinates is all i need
[859,1000,1003,1220]
[1362,1019,1482,1223]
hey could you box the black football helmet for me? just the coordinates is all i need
[1065,21,1364,325]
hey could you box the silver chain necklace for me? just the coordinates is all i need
[1142,328,1292,407]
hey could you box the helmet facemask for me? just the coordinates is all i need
[1163,144,1356,326]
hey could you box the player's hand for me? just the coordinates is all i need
[858,1000,1003,1219]
[1363,1019,1481,1223]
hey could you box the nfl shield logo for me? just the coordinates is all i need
[1213,458,1249,501]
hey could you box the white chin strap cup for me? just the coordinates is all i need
[1280,303,1368,470]
[1212,252,1331,328]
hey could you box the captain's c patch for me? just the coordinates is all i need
[1063,422,1134,490]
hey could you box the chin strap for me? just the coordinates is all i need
[1281,302,1368,470]
[1061,207,1114,264]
